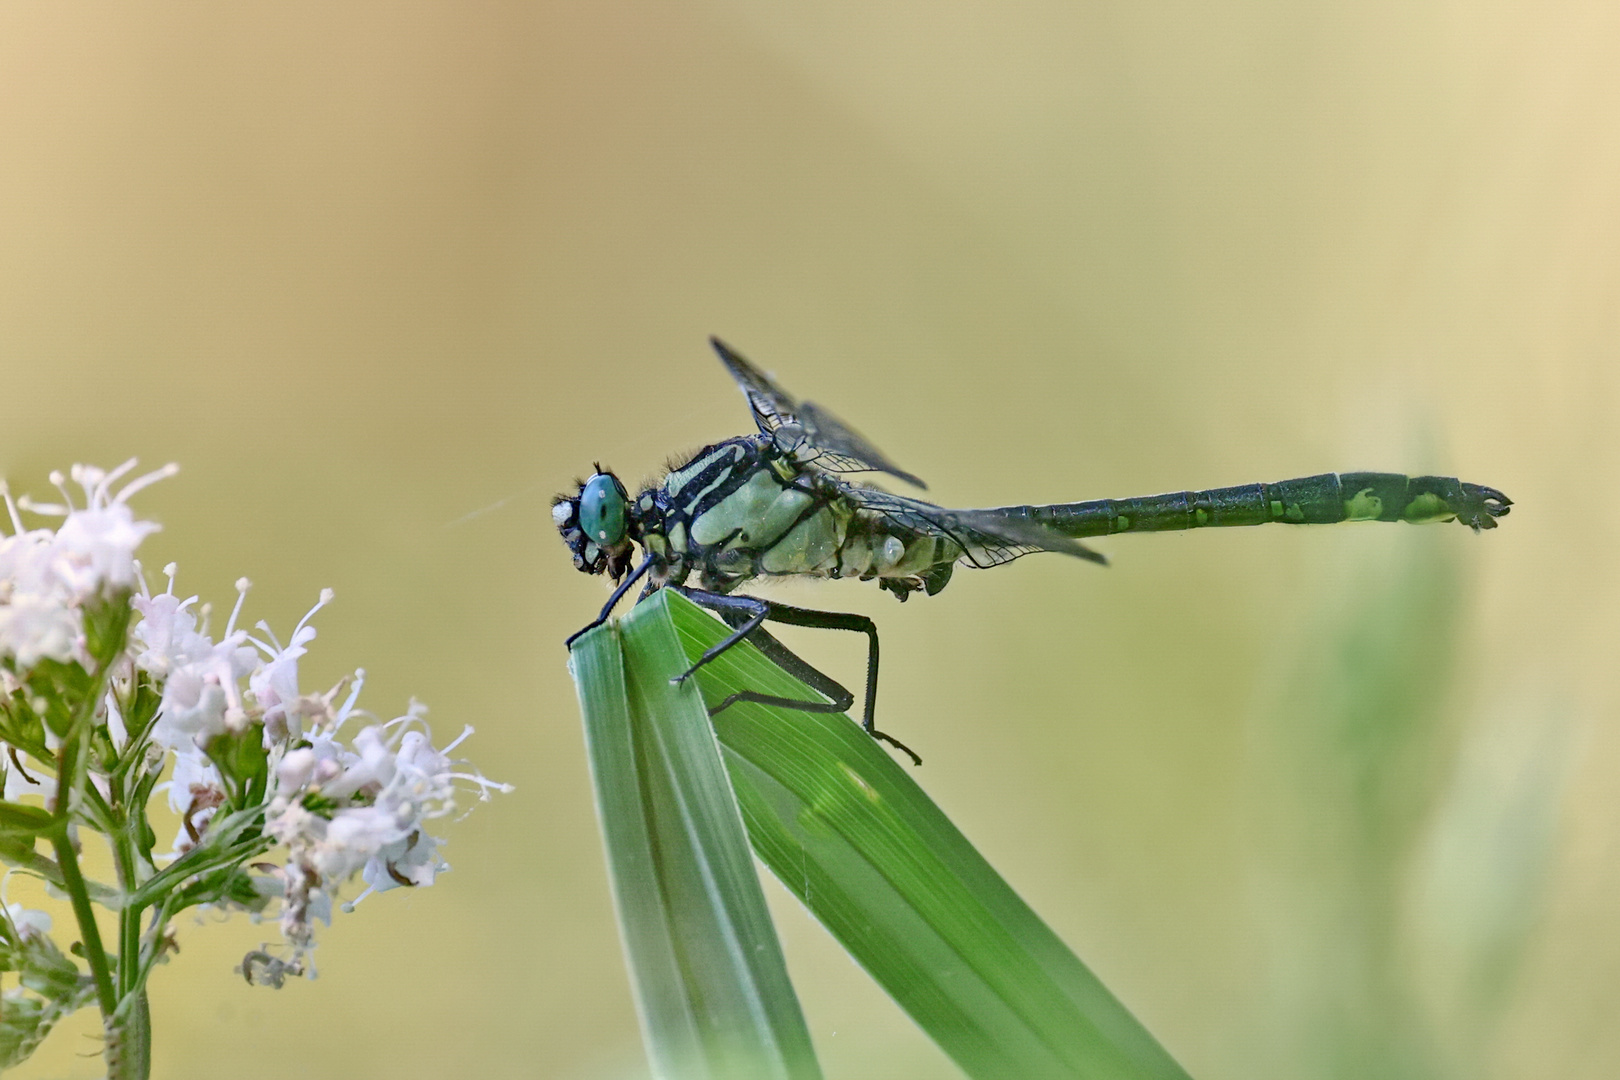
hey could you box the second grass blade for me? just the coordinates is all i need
[664,589,1193,1080]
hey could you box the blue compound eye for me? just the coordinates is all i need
[578,473,627,546]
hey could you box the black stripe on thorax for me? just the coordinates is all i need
[662,440,749,509]
[661,437,785,530]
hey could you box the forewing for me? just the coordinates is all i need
[845,487,1106,569]
[710,336,927,489]
[711,335,800,438]
[796,401,929,489]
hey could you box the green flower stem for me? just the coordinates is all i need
[99,744,158,1002]
[120,906,141,997]
[47,819,117,1017]
[103,988,150,1080]
[51,703,120,1021]
[112,824,145,998]
[41,595,149,1055]
[131,895,179,991]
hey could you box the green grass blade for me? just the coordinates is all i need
[569,595,822,1080]
[662,589,1193,1080]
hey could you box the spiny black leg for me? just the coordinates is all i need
[673,587,921,766]
[673,591,774,681]
[564,554,654,648]
[700,605,857,713]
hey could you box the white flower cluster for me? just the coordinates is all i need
[134,568,509,970]
[1,462,508,981]
[263,696,483,957]
[0,462,171,668]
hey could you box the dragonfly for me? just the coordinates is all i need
[557,338,1511,764]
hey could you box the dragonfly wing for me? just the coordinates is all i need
[846,487,1106,569]
[711,335,800,438]
[794,401,929,489]
[710,336,928,489]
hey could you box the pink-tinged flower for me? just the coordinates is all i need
[2,903,53,940]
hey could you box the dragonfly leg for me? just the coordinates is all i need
[673,588,921,766]
[564,554,654,648]
[698,607,857,715]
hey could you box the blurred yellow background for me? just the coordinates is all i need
[2,2,1615,1078]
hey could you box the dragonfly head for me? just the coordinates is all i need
[554,468,636,581]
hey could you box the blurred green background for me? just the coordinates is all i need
[2,2,1614,1078]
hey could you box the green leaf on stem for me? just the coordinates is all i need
[0,920,98,1070]
[80,593,134,673]
[0,801,55,835]
[203,723,270,810]
[19,658,95,741]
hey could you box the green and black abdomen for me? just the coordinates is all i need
[989,472,1511,539]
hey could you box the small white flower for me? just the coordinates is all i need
[360,826,445,894]
[317,804,412,881]
[1,752,56,804]
[261,695,507,949]
[0,524,57,604]
[247,588,332,741]
[0,592,80,668]
[2,903,53,940]
[321,725,396,800]
[137,573,259,750]
[51,503,158,597]
[1,461,173,669]
[276,747,318,793]
[152,664,232,747]
[167,745,224,816]
[131,589,211,678]
[156,747,227,859]
[19,461,174,602]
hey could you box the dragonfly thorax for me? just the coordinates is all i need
[638,436,967,598]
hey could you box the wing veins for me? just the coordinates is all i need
[710,336,927,489]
